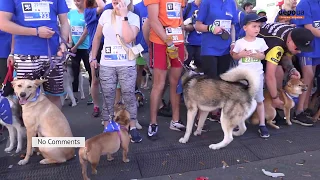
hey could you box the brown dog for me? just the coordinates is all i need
[79,103,130,180]
[251,79,307,129]
[309,90,320,122]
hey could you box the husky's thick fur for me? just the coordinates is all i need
[179,66,260,150]
[0,95,25,153]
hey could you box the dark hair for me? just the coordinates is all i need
[242,2,253,10]
[85,0,96,8]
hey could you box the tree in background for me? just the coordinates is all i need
[238,0,256,10]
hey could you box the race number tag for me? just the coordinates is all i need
[314,21,320,29]
[22,2,51,21]
[165,27,184,43]
[214,20,231,34]
[166,2,181,19]
[71,26,84,36]
[241,57,260,63]
[104,45,127,60]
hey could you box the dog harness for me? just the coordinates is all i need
[0,97,12,125]
[284,92,299,105]
[103,120,128,139]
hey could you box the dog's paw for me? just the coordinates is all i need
[232,131,242,137]
[179,137,188,144]
[18,159,28,165]
[71,103,77,107]
[15,148,22,154]
[193,130,201,136]
[287,121,292,126]
[123,158,130,163]
[39,159,50,164]
[92,169,97,175]
[209,144,222,150]
[37,152,41,156]
[5,147,14,153]
[81,96,85,100]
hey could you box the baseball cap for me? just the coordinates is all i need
[291,28,315,52]
[277,0,284,6]
[243,13,267,25]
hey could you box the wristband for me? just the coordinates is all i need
[167,43,174,48]
[36,27,39,37]
[89,58,97,63]
[8,54,14,57]
[207,24,215,33]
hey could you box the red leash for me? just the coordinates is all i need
[1,65,14,90]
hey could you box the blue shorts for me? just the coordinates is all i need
[299,57,320,67]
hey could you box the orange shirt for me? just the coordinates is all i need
[144,0,185,45]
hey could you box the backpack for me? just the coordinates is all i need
[183,3,193,21]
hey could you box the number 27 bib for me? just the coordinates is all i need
[22,2,51,21]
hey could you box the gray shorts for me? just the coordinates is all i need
[14,55,64,96]
[255,75,264,103]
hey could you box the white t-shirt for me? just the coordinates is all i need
[98,10,140,67]
[233,37,269,75]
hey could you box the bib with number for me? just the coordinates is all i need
[71,26,84,36]
[104,45,127,60]
[314,21,320,29]
[166,27,184,43]
[214,20,231,34]
[241,57,260,63]
[166,2,181,19]
[22,2,51,21]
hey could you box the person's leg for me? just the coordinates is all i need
[217,54,232,75]
[71,51,82,96]
[193,46,202,71]
[275,66,284,89]
[184,45,195,67]
[294,57,314,126]
[90,44,103,117]
[80,49,93,104]
[115,83,121,104]
[117,66,142,143]
[148,43,168,138]
[256,75,269,138]
[99,66,117,127]
[136,54,147,89]
[0,59,8,143]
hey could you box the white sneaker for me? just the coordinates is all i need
[169,120,186,131]
[136,120,142,130]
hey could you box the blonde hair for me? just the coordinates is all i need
[111,0,133,24]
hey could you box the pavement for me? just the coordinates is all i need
[0,83,320,180]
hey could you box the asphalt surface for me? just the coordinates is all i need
[0,81,320,180]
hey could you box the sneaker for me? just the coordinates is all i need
[169,120,186,131]
[207,113,221,123]
[87,95,93,105]
[258,125,270,138]
[194,121,209,132]
[292,112,315,127]
[130,128,142,143]
[92,107,101,118]
[148,124,159,140]
[304,108,313,118]
[136,120,142,130]
[69,97,78,106]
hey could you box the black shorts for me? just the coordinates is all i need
[14,55,64,96]
[199,54,233,78]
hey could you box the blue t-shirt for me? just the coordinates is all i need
[68,9,90,49]
[0,30,12,58]
[134,1,148,53]
[84,3,113,51]
[295,0,320,58]
[0,0,69,56]
[197,0,238,56]
[235,10,245,40]
[183,2,201,46]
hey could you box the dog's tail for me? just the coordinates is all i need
[220,66,260,97]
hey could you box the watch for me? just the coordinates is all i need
[122,17,128,21]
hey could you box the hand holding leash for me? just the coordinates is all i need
[36,26,55,38]
[166,44,179,59]
[57,43,67,57]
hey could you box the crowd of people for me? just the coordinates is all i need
[0,0,319,145]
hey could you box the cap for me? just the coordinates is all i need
[256,9,266,14]
[243,13,267,25]
[291,28,315,52]
[277,0,284,6]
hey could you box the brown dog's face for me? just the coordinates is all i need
[114,103,130,127]
[11,79,46,105]
[286,79,308,96]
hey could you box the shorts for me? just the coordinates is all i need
[136,53,147,66]
[255,75,264,103]
[149,43,185,70]
[299,57,320,67]
[14,55,64,96]
[199,54,232,78]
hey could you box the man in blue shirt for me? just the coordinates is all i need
[0,0,70,109]
[183,0,202,69]
[294,0,320,126]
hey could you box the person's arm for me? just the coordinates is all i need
[58,13,70,43]
[73,27,88,49]
[195,0,209,33]
[142,18,150,46]
[184,24,194,32]
[10,35,14,54]
[147,4,171,45]
[91,24,103,61]
[0,12,37,36]
[231,24,236,43]
[121,13,140,44]
[295,1,320,37]
[96,0,106,14]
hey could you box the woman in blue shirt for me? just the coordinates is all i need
[195,0,238,78]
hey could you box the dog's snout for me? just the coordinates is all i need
[20,92,27,98]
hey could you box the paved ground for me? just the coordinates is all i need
[0,84,320,180]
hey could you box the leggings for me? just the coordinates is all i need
[72,49,92,92]
[99,65,137,121]
[200,54,232,78]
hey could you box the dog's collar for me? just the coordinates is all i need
[284,91,299,104]
[15,87,41,103]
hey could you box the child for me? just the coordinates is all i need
[231,13,270,138]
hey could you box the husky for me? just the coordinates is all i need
[0,95,25,153]
[178,66,260,150]
[61,57,85,107]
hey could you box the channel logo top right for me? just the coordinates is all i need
[278,10,305,20]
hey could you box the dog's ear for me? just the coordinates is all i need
[287,80,292,87]
[11,79,18,88]
[34,79,48,86]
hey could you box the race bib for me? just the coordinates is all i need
[241,57,260,63]
[314,21,320,29]
[104,45,127,60]
[22,2,51,21]
[214,19,231,33]
[166,2,181,19]
[166,27,184,43]
[71,26,84,36]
